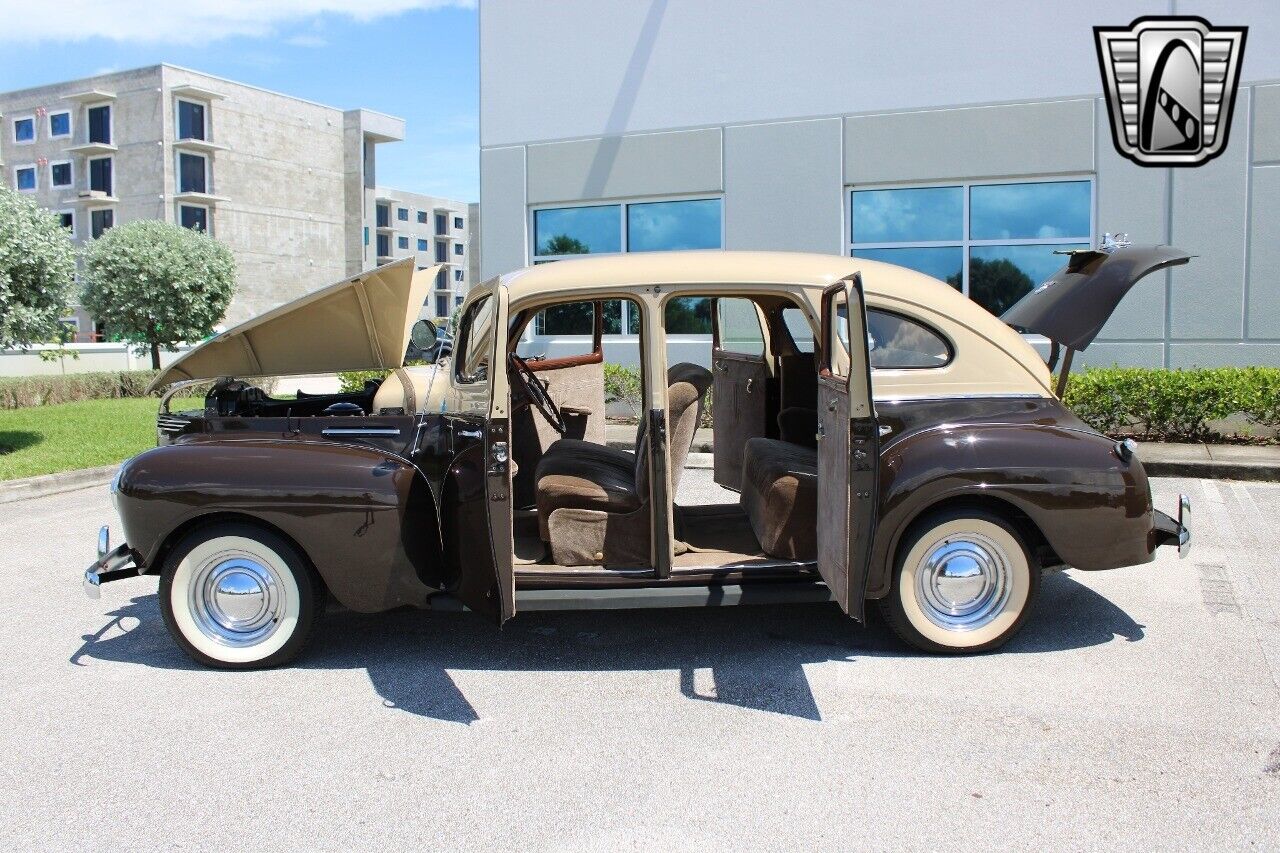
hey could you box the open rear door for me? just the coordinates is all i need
[816,275,879,621]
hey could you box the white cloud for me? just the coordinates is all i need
[285,34,329,48]
[0,0,475,44]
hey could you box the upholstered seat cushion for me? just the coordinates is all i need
[542,438,636,473]
[739,437,819,561]
[534,454,643,539]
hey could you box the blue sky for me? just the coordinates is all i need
[0,1,479,200]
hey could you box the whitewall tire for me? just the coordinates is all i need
[880,508,1039,654]
[160,522,324,669]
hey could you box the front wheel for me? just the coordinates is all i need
[879,508,1039,654]
[159,522,324,669]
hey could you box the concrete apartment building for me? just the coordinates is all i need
[370,188,472,318]
[0,63,474,339]
[479,0,1280,368]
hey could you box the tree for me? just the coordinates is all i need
[539,234,589,255]
[965,257,1035,317]
[0,185,77,349]
[81,220,236,369]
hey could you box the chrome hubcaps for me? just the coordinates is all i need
[915,532,1011,631]
[190,552,284,647]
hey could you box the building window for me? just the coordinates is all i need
[454,243,464,256]
[436,268,448,289]
[177,99,206,141]
[49,111,72,139]
[363,227,369,246]
[436,294,451,317]
[178,153,207,194]
[456,295,464,306]
[453,216,464,229]
[12,116,35,144]
[90,208,114,239]
[180,204,209,233]
[849,179,1092,315]
[88,157,113,195]
[417,210,428,224]
[417,238,429,252]
[58,210,75,237]
[531,197,723,261]
[397,235,410,250]
[376,204,390,228]
[49,160,73,189]
[397,207,408,222]
[87,105,111,145]
[435,241,447,263]
[435,213,447,235]
[376,233,390,257]
[14,165,37,192]
[454,269,464,282]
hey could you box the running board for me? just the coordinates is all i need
[428,582,833,613]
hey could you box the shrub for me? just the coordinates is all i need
[0,370,163,409]
[1064,366,1279,441]
[604,363,642,418]
[338,369,391,394]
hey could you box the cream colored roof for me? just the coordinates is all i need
[149,259,437,390]
[493,250,1050,394]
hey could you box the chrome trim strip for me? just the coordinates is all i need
[320,427,402,437]
[874,393,1048,404]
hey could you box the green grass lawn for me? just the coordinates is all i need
[0,397,198,481]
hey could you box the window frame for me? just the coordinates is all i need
[86,102,113,145]
[87,156,113,195]
[90,207,115,239]
[48,159,74,190]
[176,150,209,195]
[397,207,409,222]
[48,110,72,140]
[12,115,36,145]
[13,163,38,193]
[453,215,464,230]
[453,293,496,385]
[175,98,208,142]
[179,203,211,234]
[397,234,410,251]
[417,210,428,224]
[57,209,76,239]
[846,176,1096,298]
[528,193,725,263]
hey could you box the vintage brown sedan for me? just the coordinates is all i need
[85,249,1191,667]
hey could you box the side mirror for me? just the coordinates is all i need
[410,319,438,351]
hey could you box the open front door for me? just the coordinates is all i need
[442,286,515,624]
[816,275,879,620]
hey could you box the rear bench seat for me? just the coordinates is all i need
[739,437,818,561]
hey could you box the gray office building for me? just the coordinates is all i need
[479,0,1280,368]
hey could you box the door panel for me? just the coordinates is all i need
[816,275,879,620]
[711,297,770,490]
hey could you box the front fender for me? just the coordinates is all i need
[115,439,438,612]
[867,423,1153,598]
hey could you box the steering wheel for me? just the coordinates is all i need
[509,353,567,435]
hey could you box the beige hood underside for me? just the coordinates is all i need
[149,259,437,392]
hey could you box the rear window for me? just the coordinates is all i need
[866,309,951,369]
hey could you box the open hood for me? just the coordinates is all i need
[149,258,437,391]
[1001,245,1192,351]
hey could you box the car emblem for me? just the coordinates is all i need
[1094,16,1247,167]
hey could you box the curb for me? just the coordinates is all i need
[0,464,117,505]
[1141,459,1280,481]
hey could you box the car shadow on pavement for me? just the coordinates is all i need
[71,571,1144,724]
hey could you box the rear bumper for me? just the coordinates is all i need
[83,525,141,599]
[1151,493,1191,558]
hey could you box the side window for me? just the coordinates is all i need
[781,307,815,354]
[828,294,850,378]
[714,297,764,356]
[518,300,600,359]
[455,295,496,383]
[866,309,951,369]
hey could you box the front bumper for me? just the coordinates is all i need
[1151,493,1191,558]
[83,525,141,599]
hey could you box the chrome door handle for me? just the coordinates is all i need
[454,428,483,440]
[745,378,754,394]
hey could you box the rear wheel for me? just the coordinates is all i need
[159,522,324,669]
[879,508,1039,654]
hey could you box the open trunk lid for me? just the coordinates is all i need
[1001,245,1191,351]
[148,259,437,391]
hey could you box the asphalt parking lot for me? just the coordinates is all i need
[2,472,1278,850]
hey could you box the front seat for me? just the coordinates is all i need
[534,363,711,566]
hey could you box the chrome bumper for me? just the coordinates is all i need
[84,525,140,599]
[1152,494,1191,559]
